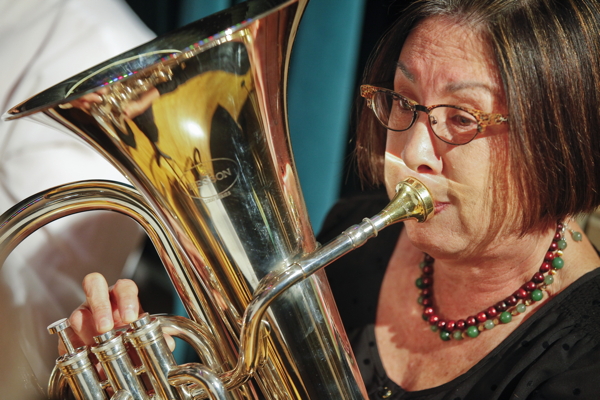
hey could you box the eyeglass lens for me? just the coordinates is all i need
[373,91,479,144]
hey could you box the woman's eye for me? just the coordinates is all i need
[393,95,412,110]
[449,112,477,128]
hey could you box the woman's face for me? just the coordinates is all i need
[385,17,509,258]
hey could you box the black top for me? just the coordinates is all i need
[319,191,600,400]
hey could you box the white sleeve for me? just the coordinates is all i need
[0,0,156,391]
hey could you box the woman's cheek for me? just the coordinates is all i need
[384,151,408,199]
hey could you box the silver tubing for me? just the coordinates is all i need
[169,364,233,400]
[112,390,135,400]
[48,367,71,400]
[52,348,108,400]
[157,315,222,372]
[0,181,191,307]
[91,332,149,400]
[0,180,232,397]
[126,314,186,400]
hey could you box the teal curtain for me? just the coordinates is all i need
[287,0,365,232]
[178,1,231,25]
[178,0,366,233]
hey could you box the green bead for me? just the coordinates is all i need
[419,261,427,269]
[418,296,424,305]
[557,239,567,250]
[484,320,495,330]
[500,311,513,324]
[422,313,429,321]
[430,325,438,332]
[440,330,451,341]
[516,303,527,313]
[531,289,544,302]
[416,277,425,289]
[453,330,464,340]
[552,257,564,269]
[466,326,480,338]
[572,231,583,242]
[544,275,554,285]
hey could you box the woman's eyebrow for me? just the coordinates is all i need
[396,61,415,82]
[397,60,499,96]
[446,81,495,94]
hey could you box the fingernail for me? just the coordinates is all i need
[97,317,113,333]
[164,334,176,352]
[123,308,136,323]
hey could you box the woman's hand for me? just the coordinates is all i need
[60,272,176,356]
[61,272,141,353]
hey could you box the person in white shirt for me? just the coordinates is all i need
[0,0,154,397]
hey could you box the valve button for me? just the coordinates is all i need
[48,318,76,355]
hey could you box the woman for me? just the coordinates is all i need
[67,0,600,398]
[323,0,600,398]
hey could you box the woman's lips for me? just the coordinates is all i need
[434,202,449,214]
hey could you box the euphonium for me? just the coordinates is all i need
[0,0,434,399]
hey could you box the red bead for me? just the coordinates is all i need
[549,242,558,251]
[486,306,498,318]
[422,288,431,296]
[422,297,432,306]
[515,288,528,299]
[554,232,561,241]
[466,316,477,326]
[540,262,551,273]
[446,320,456,332]
[476,312,487,323]
[532,272,544,283]
[424,254,434,263]
[428,315,440,325]
[422,277,433,287]
[437,320,447,330]
[495,301,508,312]
[544,251,555,261]
[557,223,563,230]
[456,320,466,330]
[423,265,433,275]
[506,296,518,306]
[524,281,537,292]
[424,307,435,316]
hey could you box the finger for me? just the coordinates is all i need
[79,92,103,104]
[62,307,100,353]
[109,279,140,325]
[163,333,176,352]
[82,273,114,333]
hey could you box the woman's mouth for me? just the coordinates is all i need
[434,202,449,214]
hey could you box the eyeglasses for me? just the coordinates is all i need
[360,84,509,145]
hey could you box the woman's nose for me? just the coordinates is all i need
[398,113,443,174]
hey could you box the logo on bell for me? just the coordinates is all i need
[192,158,239,202]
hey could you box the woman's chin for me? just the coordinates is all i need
[403,210,463,257]
[404,220,442,247]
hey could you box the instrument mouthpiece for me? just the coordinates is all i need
[383,177,435,225]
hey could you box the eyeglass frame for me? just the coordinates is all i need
[360,84,509,145]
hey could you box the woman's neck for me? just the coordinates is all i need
[375,220,599,391]
[430,226,556,319]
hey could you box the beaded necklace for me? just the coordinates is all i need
[415,222,580,341]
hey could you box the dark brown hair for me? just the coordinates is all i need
[356,0,600,234]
